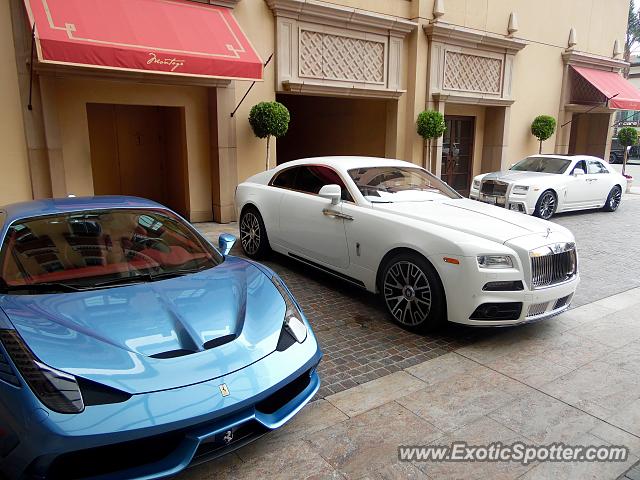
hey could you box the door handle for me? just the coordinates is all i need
[322,208,354,221]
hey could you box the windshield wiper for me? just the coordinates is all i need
[0,282,84,294]
[93,267,209,288]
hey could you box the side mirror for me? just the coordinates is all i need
[218,233,236,256]
[573,169,586,177]
[319,184,342,205]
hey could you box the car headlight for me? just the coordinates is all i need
[0,330,84,413]
[477,255,514,269]
[472,179,481,189]
[271,276,307,344]
[512,185,529,194]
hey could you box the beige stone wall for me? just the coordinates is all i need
[0,1,32,206]
[231,0,277,184]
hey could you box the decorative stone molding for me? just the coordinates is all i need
[267,0,417,98]
[433,0,445,21]
[424,22,527,105]
[562,50,628,71]
[568,27,577,49]
[507,12,518,37]
[424,22,528,55]
[613,39,622,58]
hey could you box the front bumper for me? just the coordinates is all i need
[0,334,322,480]
[429,254,579,327]
[469,190,533,215]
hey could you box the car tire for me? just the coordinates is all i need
[609,152,620,164]
[239,206,271,259]
[533,190,557,220]
[379,252,446,334]
[602,185,622,212]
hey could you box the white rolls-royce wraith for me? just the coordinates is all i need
[235,157,579,332]
[470,154,625,220]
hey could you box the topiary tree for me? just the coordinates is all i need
[249,101,290,170]
[531,115,556,154]
[416,110,446,171]
[618,126,638,176]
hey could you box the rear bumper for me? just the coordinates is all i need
[0,335,321,480]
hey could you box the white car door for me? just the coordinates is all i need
[564,160,593,207]
[586,159,615,203]
[275,165,351,270]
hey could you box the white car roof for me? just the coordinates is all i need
[526,154,604,162]
[271,156,418,173]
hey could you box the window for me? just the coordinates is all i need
[587,160,609,174]
[571,160,587,174]
[0,209,222,291]
[272,167,298,189]
[348,166,460,202]
[511,156,571,174]
[272,166,353,201]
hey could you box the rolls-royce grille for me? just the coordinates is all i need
[530,246,577,289]
[480,180,508,196]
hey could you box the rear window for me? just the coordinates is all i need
[0,209,221,290]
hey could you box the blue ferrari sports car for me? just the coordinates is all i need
[0,196,321,479]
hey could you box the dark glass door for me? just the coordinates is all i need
[441,116,474,196]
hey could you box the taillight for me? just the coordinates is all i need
[0,331,84,414]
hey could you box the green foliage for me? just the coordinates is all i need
[416,110,446,140]
[618,126,638,147]
[531,115,556,142]
[249,102,290,139]
[626,0,640,62]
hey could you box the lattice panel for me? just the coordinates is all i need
[443,51,502,94]
[299,30,385,84]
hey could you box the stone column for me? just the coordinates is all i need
[209,84,238,223]
[38,76,67,198]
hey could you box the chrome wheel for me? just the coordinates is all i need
[240,212,261,255]
[383,261,432,326]
[609,186,622,210]
[538,192,556,219]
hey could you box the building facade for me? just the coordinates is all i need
[1,0,632,222]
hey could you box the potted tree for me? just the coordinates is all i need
[416,110,446,171]
[618,126,637,192]
[249,101,290,170]
[531,115,556,154]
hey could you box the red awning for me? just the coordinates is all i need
[572,66,640,110]
[23,0,263,81]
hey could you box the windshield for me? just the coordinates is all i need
[510,156,571,174]
[348,166,461,202]
[0,209,222,291]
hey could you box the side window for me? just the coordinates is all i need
[271,167,299,189]
[294,166,353,201]
[587,160,609,174]
[572,160,587,174]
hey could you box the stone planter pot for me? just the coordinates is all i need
[626,177,633,194]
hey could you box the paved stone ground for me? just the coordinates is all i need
[196,193,640,397]
[550,193,640,307]
[178,288,640,480]
[620,461,640,480]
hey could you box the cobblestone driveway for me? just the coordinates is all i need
[550,193,640,307]
[196,193,640,397]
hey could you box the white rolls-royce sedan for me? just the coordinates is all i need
[470,154,625,220]
[235,157,579,332]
